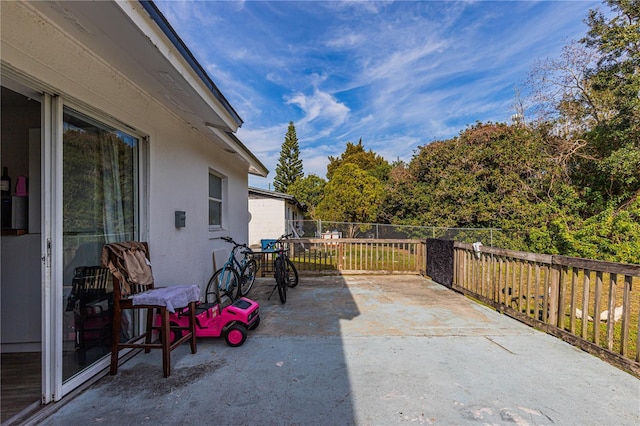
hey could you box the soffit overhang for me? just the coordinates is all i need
[26,1,268,177]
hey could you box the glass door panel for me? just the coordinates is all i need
[61,108,139,381]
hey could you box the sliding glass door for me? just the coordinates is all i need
[61,108,139,382]
[1,75,146,416]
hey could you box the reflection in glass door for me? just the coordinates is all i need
[61,108,139,381]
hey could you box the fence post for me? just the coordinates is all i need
[606,273,617,351]
[549,259,561,326]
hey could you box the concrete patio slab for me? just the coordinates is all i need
[35,275,639,425]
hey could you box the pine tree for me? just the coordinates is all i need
[273,122,303,193]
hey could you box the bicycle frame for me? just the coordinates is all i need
[217,250,239,295]
[229,247,250,274]
[266,233,298,303]
[215,236,257,299]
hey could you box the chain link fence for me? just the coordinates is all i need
[287,220,515,247]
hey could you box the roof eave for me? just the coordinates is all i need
[138,1,243,128]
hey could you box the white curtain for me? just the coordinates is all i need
[100,133,126,243]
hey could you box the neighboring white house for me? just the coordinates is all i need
[0,0,267,418]
[248,187,306,247]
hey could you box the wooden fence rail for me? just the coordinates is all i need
[260,239,426,275]
[255,237,639,375]
[452,242,640,377]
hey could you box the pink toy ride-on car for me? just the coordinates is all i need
[157,296,260,347]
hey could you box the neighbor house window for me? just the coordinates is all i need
[209,171,223,228]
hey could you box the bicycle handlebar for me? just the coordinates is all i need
[221,235,255,256]
[276,233,294,243]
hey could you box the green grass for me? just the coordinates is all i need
[291,244,421,272]
[467,259,639,362]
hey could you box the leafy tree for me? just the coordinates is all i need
[583,0,639,128]
[316,163,384,237]
[381,123,569,252]
[378,161,415,224]
[497,0,640,261]
[578,0,640,208]
[525,0,639,216]
[273,121,303,193]
[326,139,391,182]
[526,41,608,133]
[298,0,639,262]
[550,194,640,264]
[287,174,327,219]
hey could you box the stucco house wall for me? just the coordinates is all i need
[0,0,267,403]
[248,188,305,247]
[249,197,286,247]
[1,0,263,294]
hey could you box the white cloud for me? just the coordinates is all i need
[285,89,350,132]
[156,0,602,188]
[325,32,366,49]
[237,124,288,157]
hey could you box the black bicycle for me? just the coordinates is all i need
[267,234,299,303]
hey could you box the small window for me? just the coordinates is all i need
[209,172,223,228]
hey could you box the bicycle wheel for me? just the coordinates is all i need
[238,258,258,297]
[206,266,240,303]
[285,258,299,288]
[274,257,287,303]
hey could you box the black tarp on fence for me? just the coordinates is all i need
[426,238,454,288]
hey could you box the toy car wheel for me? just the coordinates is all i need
[248,315,260,330]
[224,323,247,347]
[160,321,181,345]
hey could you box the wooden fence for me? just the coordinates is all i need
[452,242,640,377]
[258,238,426,275]
[254,237,639,375]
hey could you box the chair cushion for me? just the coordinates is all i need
[131,284,200,313]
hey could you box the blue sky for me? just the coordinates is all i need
[155,0,602,189]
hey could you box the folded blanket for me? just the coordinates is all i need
[131,284,200,313]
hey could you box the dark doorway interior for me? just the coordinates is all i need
[1,86,42,423]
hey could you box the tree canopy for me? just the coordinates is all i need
[382,123,561,249]
[287,174,326,220]
[326,139,391,182]
[316,163,384,232]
